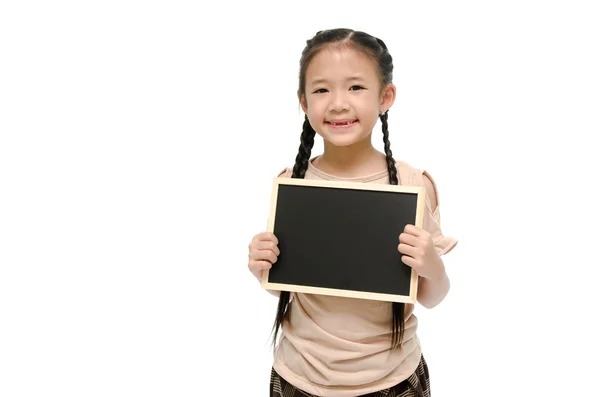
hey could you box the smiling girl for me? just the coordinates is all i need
[248,28,458,397]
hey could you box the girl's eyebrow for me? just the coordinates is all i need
[310,76,366,86]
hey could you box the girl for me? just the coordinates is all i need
[248,28,457,397]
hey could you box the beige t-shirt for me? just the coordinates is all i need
[272,156,458,397]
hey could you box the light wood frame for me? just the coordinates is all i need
[261,177,426,303]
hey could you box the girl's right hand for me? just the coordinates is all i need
[248,232,280,283]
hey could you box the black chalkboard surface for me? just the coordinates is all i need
[261,177,426,303]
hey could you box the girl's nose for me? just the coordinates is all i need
[329,93,350,112]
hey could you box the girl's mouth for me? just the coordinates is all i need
[327,120,358,128]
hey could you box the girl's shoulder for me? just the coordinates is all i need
[394,160,425,185]
[276,167,293,178]
[395,160,440,212]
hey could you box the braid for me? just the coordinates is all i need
[292,115,316,179]
[380,111,398,185]
[380,110,405,349]
[272,114,316,349]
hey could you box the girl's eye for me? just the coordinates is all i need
[313,86,364,94]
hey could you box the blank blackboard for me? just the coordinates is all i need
[261,178,425,303]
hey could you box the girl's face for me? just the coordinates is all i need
[300,46,395,148]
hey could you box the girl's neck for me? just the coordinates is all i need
[316,140,388,178]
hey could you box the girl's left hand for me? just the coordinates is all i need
[398,224,444,280]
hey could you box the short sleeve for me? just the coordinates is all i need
[420,170,458,256]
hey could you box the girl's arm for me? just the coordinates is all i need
[417,271,450,308]
[409,173,451,308]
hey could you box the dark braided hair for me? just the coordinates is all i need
[272,28,404,350]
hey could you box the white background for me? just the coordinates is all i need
[1,1,599,395]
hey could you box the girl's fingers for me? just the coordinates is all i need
[256,241,280,256]
[403,224,422,237]
[248,232,279,283]
[401,254,417,268]
[399,232,419,246]
[398,243,417,257]
[249,249,278,264]
[253,232,279,245]
[249,260,272,272]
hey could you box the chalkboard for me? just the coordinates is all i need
[261,177,426,303]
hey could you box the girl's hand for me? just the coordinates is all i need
[248,232,280,282]
[398,224,444,280]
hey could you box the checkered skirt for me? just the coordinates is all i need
[270,354,430,397]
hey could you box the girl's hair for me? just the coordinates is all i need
[272,28,404,350]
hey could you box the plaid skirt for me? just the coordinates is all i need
[270,354,430,397]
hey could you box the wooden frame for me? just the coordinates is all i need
[261,177,426,303]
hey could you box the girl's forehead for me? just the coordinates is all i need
[306,47,379,83]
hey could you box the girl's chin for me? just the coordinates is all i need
[319,133,371,148]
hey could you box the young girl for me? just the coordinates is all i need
[247,28,457,397]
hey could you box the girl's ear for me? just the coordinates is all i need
[298,93,308,114]
[380,83,396,113]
